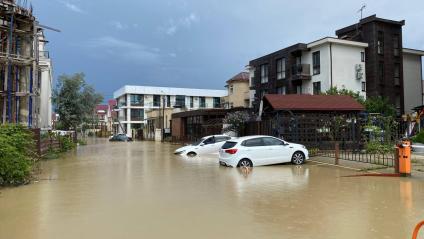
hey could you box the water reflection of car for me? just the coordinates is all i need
[109,134,133,142]
[174,135,232,157]
[219,135,309,167]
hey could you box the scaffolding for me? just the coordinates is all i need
[0,0,38,127]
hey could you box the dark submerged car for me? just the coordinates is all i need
[109,134,133,142]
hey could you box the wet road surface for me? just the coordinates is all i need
[1,139,424,239]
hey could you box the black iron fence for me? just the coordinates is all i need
[242,112,404,166]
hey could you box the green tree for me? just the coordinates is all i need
[223,111,251,136]
[323,87,396,117]
[323,87,365,104]
[53,73,103,132]
[364,96,396,117]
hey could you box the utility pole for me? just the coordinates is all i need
[161,95,165,142]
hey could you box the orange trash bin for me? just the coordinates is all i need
[397,139,411,177]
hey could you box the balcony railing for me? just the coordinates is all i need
[291,64,311,81]
[39,51,50,59]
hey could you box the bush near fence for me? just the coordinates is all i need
[0,125,36,186]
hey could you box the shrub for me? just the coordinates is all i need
[412,131,424,144]
[0,124,36,185]
[59,136,76,152]
[366,141,394,154]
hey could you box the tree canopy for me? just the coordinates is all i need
[53,73,103,130]
[323,87,396,117]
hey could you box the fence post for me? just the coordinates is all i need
[394,147,400,173]
[335,142,340,165]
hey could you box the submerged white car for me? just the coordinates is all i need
[174,135,232,157]
[219,135,309,167]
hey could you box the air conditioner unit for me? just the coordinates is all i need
[355,64,364,81]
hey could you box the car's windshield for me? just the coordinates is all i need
[192,137,206,146]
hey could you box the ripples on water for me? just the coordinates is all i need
[0,139,423,239]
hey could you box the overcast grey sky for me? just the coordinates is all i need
[34,0,424,99]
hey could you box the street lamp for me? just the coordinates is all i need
[160,91,166,142]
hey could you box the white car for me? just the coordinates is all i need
[219,135,309,167]
[174,135,233,157]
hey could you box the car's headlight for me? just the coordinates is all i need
[302,145,306,149]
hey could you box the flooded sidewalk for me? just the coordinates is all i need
[1,139,423,239]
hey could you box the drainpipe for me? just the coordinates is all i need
[330,43,333,88]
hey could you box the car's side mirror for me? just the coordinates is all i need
[200,143,205,146]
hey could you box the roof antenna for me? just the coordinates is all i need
[357,4,366,20]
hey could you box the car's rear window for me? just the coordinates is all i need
[222,141,237,149]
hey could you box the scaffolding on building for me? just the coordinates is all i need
[0,0,38,127]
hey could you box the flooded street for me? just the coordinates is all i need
[1,139,424,239]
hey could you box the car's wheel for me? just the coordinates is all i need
[291,151,305,165]
[238,158,253,168]
[187,152,197,157]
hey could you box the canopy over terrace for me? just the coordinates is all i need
[252,94,365,147]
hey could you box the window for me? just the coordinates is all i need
[229,85,234,94]
[153,95,161,107]
[199,97,206,108]
[276,58,286,80]
[394,64,400,86]
[190,96,194,108]
[361,52,365,62]
[222,141,237,149]
[395,96,401,115]
[131,109,144,121]
[362,82,366,92]
[378,62,384,85]
[164,95,169,107]
[175,95,186,108]
[313,82,321,95]
[242,138,264,147]
[393,35,400,56]
[260,64,269,83]
[213,97,221,108]
[262,137,284,146]
[216,136,231,143]
[277,86,286,95]
[296,85,302,95]
[377,31,384,55]
[130,94,144,106]
[312,51,320,75]
[203,136,215,145]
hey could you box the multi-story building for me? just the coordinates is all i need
[0,0,55,128]
[249,15,424,115]
[223,71,250,109]
[249,37,368,109]
[113,85,227,136]
[335,15,423,114]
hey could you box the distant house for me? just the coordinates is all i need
[223,71,250,109]
[113,85,227,139]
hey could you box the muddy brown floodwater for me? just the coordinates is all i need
[1,139,424,239]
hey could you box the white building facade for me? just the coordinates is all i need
[37,31,53,129]
[249,37,368,108]
[402,48,424,113]
[113,85,227,136]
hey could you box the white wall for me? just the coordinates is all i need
[302,42,366,97]
[303,44,331,94]
[403,53,423,113]
[332,44,366,98]
[38,32,53,129]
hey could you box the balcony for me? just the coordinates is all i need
[39,51,50,59]
[291,64,311,81]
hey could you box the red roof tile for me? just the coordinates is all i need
[263,94,364,111]
[227,72,249,83]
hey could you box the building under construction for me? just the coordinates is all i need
[0,0,44,128]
